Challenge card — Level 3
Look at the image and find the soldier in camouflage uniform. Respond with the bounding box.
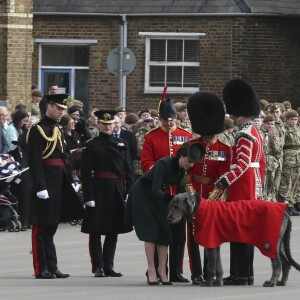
[260,115,281,201]
[176,103,192,133]
[269,103,286,201]
[87,109,99,138]
[131,110,156,179]
[278,110,300,216]
[217,117,235,147]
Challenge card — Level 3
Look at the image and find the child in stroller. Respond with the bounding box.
[0,154,25,232]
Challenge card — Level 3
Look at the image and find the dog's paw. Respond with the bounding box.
[276,280,286,286]
[263,280,276,287]
[213,279,223,286]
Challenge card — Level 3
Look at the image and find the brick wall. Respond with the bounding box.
[32,15,300,113]
[0,0,33,111]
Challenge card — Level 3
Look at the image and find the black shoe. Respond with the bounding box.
[170,273,190,283]
[146,271,160,285]
[104,268,123,277]
[53,270,70,278]
[94,268,105,277]
[287,207,300,216]
[248,276,254,285]
[223,275,236,285]
[235,277,248,285]
[192,275,206,285]
[294,203,300,212]
[35,270,55,279]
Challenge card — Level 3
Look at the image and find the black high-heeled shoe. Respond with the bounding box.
[158,272,173,285]
[146,271,159,285]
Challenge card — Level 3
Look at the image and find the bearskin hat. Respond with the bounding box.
[187,92,225,136]
[159,98,177,121]
[222,79,260,117]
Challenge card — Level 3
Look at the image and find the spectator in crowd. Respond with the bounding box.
[0,107,9,154]
[278,110,300,216]
[218,117,235,147]
[60,115,82,151]
[115,106,127,128]
[113,115,137,171]
[30,90,43,118]
[150,109,160,127]
[282,100,292,114]
[87,109,99,138]
[124,112,139,130]
[6,109,29,151]
[260,115,281,201]
[0,106,9,134]
[260,99,270,115]
[252,115,263,131]
[176,103,192,133]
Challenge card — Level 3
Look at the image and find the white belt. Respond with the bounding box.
[230,162,260,169]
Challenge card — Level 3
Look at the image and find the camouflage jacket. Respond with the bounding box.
[282,124,300,168]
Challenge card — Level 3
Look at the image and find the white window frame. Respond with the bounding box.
[139,32,205,94]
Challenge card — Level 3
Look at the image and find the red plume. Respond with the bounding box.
[161,85,168,102]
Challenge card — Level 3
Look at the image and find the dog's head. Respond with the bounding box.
[167,192,199,224]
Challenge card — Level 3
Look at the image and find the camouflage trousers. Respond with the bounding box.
[263,170,277,201]
[278,166,300,206]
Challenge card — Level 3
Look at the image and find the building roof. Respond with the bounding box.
[33,0,300,16]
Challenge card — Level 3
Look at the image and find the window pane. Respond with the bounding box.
[42,46,89,66]
[184,40,199,62]
[75,69,89,116]
[150,66,165,86]
[183,67,199,87]
[166,66,182,87]
[167,40,183,62]
[150,40,165,61]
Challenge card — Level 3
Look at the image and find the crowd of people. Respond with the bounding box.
[0,79,298,285]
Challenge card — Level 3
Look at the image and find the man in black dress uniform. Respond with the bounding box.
[81,110,134,278]
[28,94,84,279]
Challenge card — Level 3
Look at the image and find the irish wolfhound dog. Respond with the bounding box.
[167,193,300,287]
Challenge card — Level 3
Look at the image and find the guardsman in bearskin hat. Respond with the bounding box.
[80,110,134,278]
[141,87,193,282]
[28,94,84,279]
[212,78,266,286]
[187,92,232,285]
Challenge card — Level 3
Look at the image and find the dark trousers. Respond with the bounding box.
[186,221,203,279]
[229,242,254,279]
[32,224,58,276]
[89,233,118,273]
[169,218,186,277]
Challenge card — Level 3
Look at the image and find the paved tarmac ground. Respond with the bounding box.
[1,217,300,300]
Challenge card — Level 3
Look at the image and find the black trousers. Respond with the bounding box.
[32,224,58,276]
[186,220,203,279]
[229,242,254,279]
[89,233,118,272]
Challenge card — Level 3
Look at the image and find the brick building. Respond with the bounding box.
[2,1,300,113]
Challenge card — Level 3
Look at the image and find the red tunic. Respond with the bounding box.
[190,138,231,198]
[193,198,287,259]
[141,126,192,195]
[219,123,266,201]
[141,126,192,172]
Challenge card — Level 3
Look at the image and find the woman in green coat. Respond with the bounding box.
[126,142,205,285]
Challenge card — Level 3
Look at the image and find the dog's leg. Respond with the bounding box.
[214,246,224,286]
[204,248,216,287]
[277,246,291,286]
[263,254,282,287]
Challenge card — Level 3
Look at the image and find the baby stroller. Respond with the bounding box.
[0,154,24,232]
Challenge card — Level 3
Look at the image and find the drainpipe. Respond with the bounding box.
[119,14,128,108]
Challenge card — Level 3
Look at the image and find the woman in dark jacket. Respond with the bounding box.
[126,142,205,285]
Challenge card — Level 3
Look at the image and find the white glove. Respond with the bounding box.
[85,200,95,207]
[37,190,49,199]
[71,182,81,192]
[124,194,129,203]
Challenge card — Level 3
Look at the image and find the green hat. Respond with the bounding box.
[263,115,274,123]
[260,99,269,109]
[269,103,281,113]
[177,103,187,112]
[115,106,126,112]
[285,110,298,120]
[125,113,139,124]
[282,100,292,110]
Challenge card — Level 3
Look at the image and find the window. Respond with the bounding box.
[140,33,205,94]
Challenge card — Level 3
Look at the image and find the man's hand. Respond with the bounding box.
[37,190,49,199]
[85,200,95,207]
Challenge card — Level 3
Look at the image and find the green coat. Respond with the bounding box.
[126,156,185,245]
